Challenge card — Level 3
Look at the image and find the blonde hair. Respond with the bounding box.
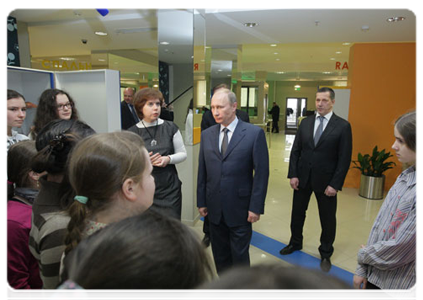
[64,131,147,255]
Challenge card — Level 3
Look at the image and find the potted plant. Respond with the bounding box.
[352,146,396,199]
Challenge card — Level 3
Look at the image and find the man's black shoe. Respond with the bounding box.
[202,235,210,248]
[320,258,332,272]
[279,244,301,255]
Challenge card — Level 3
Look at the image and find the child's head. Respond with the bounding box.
[7,140,39,198]
[63,210,212,289]
[64,131,154,255]
[392,111,416,166]
[31,119,96,175]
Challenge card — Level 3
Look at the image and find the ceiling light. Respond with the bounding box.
[60,57,75,61]
[323,72,331,74]
[270,44,277,47]
[275,58,280,61]
[336,51,342,54]
[95,31,108,36]
[342,42,351,46]
[273,52,279,55]
[160,41,170,45]
[361,25,370,32]
[387,17,405,22]
[330,58,336,60]
[98,59,106,62]
[277,72,285,74]
[244,22,258,28]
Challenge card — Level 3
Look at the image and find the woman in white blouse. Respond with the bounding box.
[353,111,416,289]
[128,88,187,220]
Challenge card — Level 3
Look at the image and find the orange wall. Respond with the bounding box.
[344,43,416,190]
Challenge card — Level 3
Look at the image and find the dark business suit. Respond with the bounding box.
[121,101,139,130]
[200,108,250,238]
[201,109,249,131]
[287,113,352,258]
[197,119,269,274]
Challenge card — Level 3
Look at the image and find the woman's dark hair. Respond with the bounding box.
[64,131,147,256]
[31,119,95,209]
[63,210,213,289]
[199,264,350,289]
[31,89,79,138]
[7,89,25,101]
[133,88,164,119]
[395,111,416,152]
[7,140,37,199]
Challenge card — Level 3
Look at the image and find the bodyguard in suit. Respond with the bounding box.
[120,87,139,130]
[280,87,352,273]
[197,89,269,274]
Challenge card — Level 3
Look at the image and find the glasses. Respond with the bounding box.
[57,102,73,110]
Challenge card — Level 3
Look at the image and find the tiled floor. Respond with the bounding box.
[191,132,384,282]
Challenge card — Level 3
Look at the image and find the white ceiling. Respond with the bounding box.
[9,8,416,82]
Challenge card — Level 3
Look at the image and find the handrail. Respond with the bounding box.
[168,86,193,106]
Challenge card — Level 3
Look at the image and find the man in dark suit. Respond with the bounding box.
[120,87,139,130]
[268,102,280,133]
[280,87,352,273]
[197,89,269,274]
[200,85,250,248]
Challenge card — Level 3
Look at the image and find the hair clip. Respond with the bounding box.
[49,132,68,152]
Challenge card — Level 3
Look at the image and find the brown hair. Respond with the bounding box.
[64,131,147,255]
[395,110,416,152]
[133,88,164,119]
[7,140,37,199]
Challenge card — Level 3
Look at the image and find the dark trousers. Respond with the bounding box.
[288,182,337,259]
[364,282,395,300]
[209,215,252,275]
[272,120,279,133]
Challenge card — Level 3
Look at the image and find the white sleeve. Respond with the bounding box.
[169,130,187,164]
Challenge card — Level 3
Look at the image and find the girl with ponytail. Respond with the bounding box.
[63,131,154,258]
[29,119,95,289]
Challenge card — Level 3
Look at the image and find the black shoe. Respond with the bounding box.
[320,258,332,272]
[202,235,210,248]
[279,244,301,255]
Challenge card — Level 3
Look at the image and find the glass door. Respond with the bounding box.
[285,97,307,133]
[240,86,258,117]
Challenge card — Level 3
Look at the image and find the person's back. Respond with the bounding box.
[7,141,43,289]
[29,119,95,289]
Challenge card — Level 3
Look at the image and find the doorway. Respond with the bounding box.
[240,86,258,117]
[285,97,307,134]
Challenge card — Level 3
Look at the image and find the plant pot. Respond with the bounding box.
[359,174,385,200]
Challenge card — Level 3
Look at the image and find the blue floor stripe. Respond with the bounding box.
[250,231,354,286]
[200,218,354,286]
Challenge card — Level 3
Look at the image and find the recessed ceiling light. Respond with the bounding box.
[277,71,285,74]
[275,58,280,61]
[98,59,106,62]
[244,22,258,28]
[330,58,336,60]
[95,31,108,36]
[160,41,170,45]
[270,44,277,47]
[361,25,370,32]
[342,42,351,46]
[387,17,405,22]
[323,72,331,74]
[273,52,279,55]
[336,51,342,54]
